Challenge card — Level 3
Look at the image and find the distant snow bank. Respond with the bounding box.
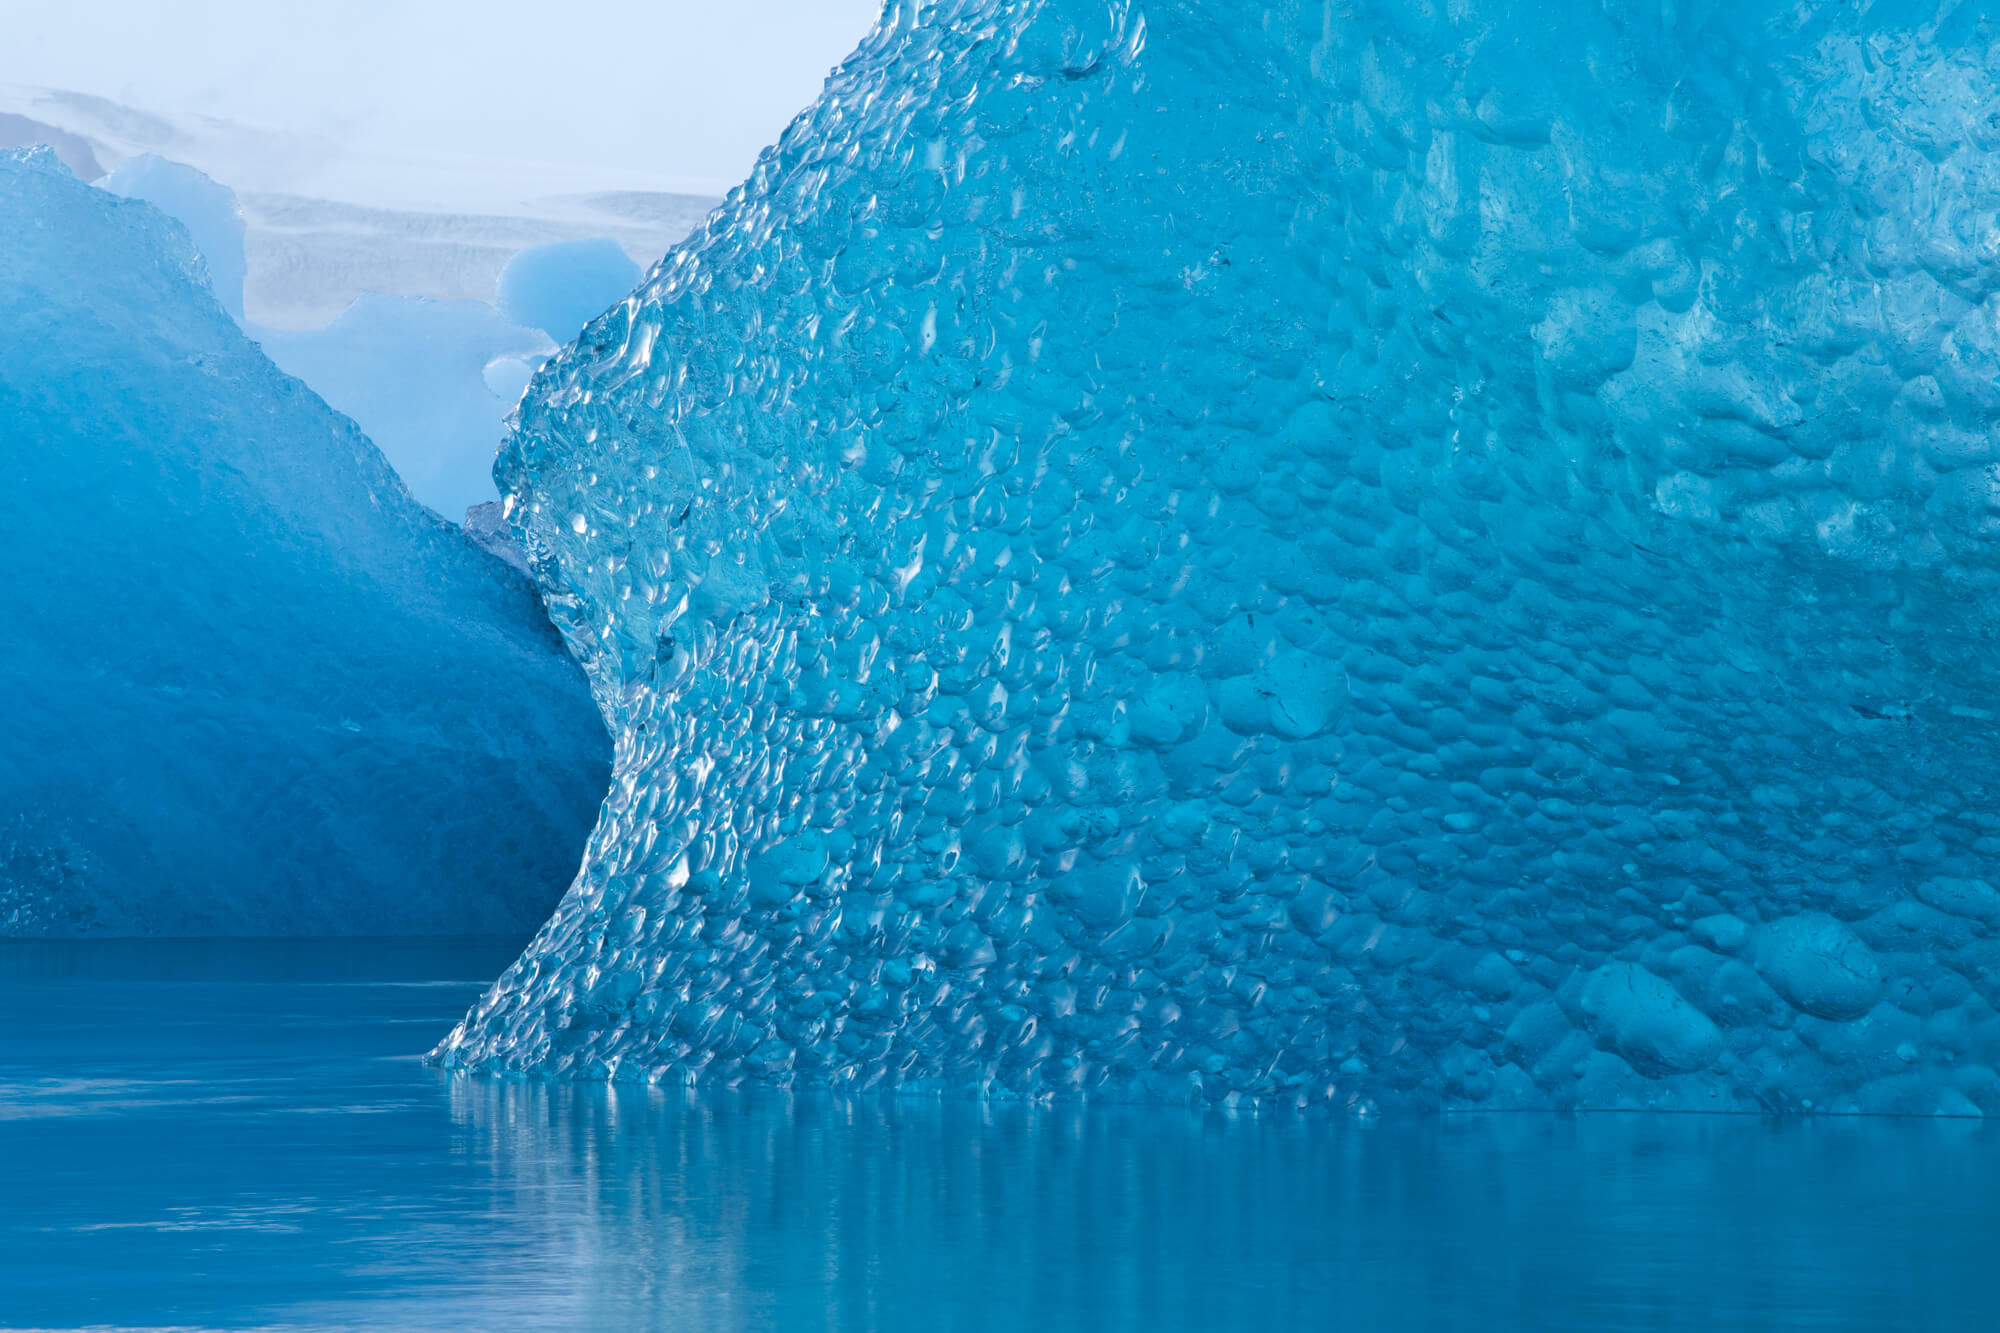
[87,148,689,518]
[0,85,718,325]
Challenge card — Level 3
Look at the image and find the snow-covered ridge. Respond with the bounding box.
[237,189,705,330]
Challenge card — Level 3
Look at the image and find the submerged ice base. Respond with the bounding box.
[440,1,2000,1112]
[0,149,608,936]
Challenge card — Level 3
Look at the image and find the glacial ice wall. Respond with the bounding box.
[0,149,608,936]
[438,0,2000,1112]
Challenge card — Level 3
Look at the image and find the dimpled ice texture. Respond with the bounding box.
[0,149,608,936]
[437,1,2000,1113]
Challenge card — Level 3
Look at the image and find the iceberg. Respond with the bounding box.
[0,147,608,937]
[228,191,707,333]
[0,87,718,329]
[101,155,248,322]
[496,239,643,345]
[254,293,556,519]
[99,155,557,516]
[436,1,2000,1113]
[0,111,103,180]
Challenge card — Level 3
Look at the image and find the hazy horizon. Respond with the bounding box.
[2,0,881,210]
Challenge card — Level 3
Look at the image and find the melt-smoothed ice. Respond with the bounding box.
[0,148,608,936]
[435,1,2000,1113]
[496,239,643,345]
[255,294,556,519]
[100,155,247,321]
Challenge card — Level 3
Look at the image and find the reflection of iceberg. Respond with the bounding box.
[0,148,607,936]
[436,1082,1982,1324]
[437,1,2000,1113]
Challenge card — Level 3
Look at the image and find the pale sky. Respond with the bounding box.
[1,1,883,208]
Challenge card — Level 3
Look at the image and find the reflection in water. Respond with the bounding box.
[442,1083,2000,1332]
[0,938,1995,1330]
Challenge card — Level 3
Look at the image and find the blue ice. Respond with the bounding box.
[497,239,643,345]
[255,295,555,520]
[100,155,248,322]
[422,0,2000,1113]
[0,147,608,937]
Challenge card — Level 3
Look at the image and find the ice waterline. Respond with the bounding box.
[436,0,2000,1113]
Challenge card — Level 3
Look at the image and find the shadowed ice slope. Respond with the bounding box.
[0,148,608,936]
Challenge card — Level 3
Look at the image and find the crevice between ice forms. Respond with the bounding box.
[436,0,2000,1113]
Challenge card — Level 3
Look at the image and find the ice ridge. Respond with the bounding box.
[0,148,609,936]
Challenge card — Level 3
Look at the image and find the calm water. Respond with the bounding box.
[1,939,1996,1331]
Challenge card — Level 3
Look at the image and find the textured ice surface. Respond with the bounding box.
[465,501,533,575]
[496,238,644,345]
[438,1,2000,1113]
[0,148,607,936]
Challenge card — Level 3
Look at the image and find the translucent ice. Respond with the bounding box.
[92,156,643,516]
[496,239,643,345]
[256,294,555,518]
[0,112,103,181]
[0,148,608,936]
[437,1,2000,1113]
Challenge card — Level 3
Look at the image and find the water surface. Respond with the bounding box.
[1,938,1995,1330]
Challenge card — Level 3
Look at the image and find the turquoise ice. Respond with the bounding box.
[0,148,607,936]
[437,1,2000,1113]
